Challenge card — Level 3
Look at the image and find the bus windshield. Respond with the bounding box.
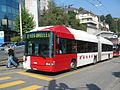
[24,31,54,58]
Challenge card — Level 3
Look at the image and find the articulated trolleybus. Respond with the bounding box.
[23,25,113,72]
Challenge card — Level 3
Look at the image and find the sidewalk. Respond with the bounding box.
[0,62,23,71]
[0,56,23,71]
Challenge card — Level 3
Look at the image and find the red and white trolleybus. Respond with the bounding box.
[23,25,113,72]
[113,44,120,57]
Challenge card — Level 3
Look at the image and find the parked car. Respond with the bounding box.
[0,43,4,51]
[11,42,25,57]
[0,42,25,53]
[0,42,11,51]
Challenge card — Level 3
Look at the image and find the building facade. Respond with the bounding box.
[76,9,98,34]
[40,0,49,14]
[0,0,19,42]
[76,9,109,35]
[25,0,49,28]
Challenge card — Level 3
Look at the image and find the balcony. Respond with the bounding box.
[80,19,97,25]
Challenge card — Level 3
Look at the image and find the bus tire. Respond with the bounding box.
[93,56,97,64]
[70,60,77,71]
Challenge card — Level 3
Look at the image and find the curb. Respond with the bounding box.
[0,63,23,71]
[0,67,23,71]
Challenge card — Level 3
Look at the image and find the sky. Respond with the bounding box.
[54,0,120,18]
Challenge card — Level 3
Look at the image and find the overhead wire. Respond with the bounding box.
[85,0,104,15]
[96,0,110,14]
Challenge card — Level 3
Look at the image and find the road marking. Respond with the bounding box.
[17,71,54,81]
[0,76,11,80]
[55,64,101,79]
[55,70,79,79]
[0,71,22,76]
[19,85,43,90]
[0,80,24,89]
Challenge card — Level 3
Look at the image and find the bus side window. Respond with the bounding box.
[28,42,35,55]
[56,44,62,54]
[72,41,77,53]
[56,36,62,54]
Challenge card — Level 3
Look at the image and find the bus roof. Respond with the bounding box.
[30,26,53,32]
[100,37,113,45]
[29,25,112,45]
[66,27,98,43]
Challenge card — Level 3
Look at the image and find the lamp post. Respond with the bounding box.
[37,0,40,27]
[19,0,23,40]
[95,4,102,61]
[95,4,102,31]
[114,19,118,36]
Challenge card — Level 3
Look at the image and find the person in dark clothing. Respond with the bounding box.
[7,48,18,68]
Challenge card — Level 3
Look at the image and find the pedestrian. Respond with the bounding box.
[7,47,18,68]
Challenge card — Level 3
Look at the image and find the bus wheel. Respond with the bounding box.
[93,56,97,64]
[70,60,77,71]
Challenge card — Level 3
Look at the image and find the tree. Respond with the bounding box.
[15,8,35,34]
[105,14,113,31]
[78,7,84,12]
[67,11,82,30]
[40,0,86,31]
[118,19,120,34]
[113,18,120,36]
[105,14,112,24]
[40,0,67,26]
[100,15,105,22]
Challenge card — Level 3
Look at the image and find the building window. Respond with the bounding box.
[12,7,16,14]
[2,19,7,25]
[8,20,13,27]
[1,5,7,12]
[7,6,12,13]
[15,0,19,3]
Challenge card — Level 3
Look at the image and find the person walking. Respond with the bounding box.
[7,47,18,68]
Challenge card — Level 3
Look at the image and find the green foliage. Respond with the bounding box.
[40,0,86,31]
[112,18,120,36]
[11,36,21,42]
[105,14,113,24]
[100,14,120,36]
[105,14,113,31]
[14,8,35,34]
[78,7,84,12]
[100,15,105,22]
[40,1,67,26]
[79,24,87,31]
[117,19,120,32]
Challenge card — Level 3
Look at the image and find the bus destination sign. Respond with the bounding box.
[26,32,50,39]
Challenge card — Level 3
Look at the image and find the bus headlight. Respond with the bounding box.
[46,63,50,66]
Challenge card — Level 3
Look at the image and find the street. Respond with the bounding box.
[0,57,120,90]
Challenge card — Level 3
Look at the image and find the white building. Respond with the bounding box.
[76,9,98,34]
[40,0,49,14]
[25,0,49,28]
[76,9,109,35]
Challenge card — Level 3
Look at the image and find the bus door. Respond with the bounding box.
[54,36,77,71]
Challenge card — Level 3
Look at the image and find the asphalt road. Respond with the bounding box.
[0,57,120,90]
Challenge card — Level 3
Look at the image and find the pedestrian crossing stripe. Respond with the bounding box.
[19,85,43,90]
[0,76,11,80]
[17,71,54,81]
[0,80,24,89]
